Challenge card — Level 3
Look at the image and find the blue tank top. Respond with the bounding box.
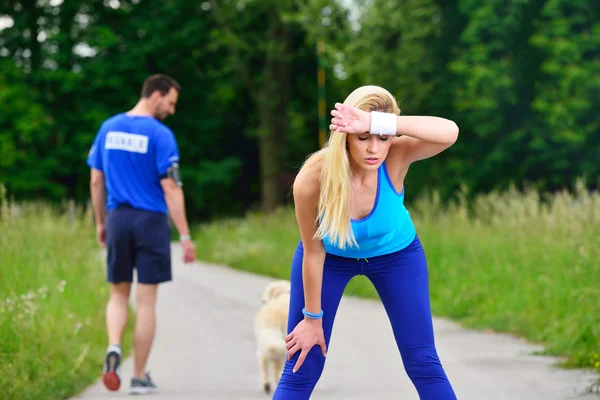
[322,161,416,258]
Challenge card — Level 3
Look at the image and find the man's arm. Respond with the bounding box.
[154,128,195,262]
[90,168,107,246]
[161,177,195,263]
[90,169,106,225]
[160,178,191,238]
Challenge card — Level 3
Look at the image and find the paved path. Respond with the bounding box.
[72,244,598,399]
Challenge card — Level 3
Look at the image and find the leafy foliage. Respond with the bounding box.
[0,0,598,218]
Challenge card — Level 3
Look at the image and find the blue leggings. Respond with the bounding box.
[272,235,456,399]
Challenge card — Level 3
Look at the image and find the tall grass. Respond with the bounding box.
[194,182,600,374]
[0,187,130,400]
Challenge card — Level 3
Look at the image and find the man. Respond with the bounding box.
[87,74,196,395]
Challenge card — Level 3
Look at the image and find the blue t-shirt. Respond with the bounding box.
[86,113,180,214]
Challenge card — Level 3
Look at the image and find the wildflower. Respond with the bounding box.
[38,286,48,299]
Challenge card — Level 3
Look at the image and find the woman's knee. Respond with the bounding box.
[401,345,448,383]
[276,348,326,392]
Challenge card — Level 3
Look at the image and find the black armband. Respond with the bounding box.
[162,163,183,187]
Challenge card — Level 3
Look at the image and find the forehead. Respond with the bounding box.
[349,133,387,139]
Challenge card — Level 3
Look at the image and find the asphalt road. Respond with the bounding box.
[72,243,598,400]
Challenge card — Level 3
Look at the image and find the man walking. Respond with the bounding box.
[87,74,196,394]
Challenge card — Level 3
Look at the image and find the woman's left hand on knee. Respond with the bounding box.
[285,318,327,373]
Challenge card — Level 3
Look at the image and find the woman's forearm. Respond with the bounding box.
[395,115,459,144]
[302,252,326,315]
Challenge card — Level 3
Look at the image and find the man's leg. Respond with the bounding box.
[133,283,158,379]
[128,209,171,394]
[103,208,134,391]
[107,282,131,346]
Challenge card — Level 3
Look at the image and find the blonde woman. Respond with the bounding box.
[272,85,459,399]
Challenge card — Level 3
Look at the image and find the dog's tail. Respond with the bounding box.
[264,341,287,361]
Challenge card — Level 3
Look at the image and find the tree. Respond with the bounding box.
[207,0,352,212]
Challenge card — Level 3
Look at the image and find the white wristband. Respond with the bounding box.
[180,234,191,241]
[369,111,397,135]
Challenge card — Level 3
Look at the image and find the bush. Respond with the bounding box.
[0,187,131,400]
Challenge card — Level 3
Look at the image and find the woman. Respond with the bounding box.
[272,85,459,399]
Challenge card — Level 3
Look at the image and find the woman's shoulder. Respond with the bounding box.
[293,150,325,196]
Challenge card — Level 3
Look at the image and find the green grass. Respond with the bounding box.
[0,193,132,400]
[194,182,600,375]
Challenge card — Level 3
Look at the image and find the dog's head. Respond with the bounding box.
[261,280,291,303]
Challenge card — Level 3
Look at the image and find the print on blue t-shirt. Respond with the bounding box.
[87,113,180,214]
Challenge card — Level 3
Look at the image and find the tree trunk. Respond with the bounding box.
[209,1,294,213]
[256,12,292,213]
[256,112,281,213]
[22,0,42,73]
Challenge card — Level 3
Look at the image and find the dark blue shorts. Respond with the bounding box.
[106,206,172,284]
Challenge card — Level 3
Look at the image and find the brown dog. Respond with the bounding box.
[254,280,291,394]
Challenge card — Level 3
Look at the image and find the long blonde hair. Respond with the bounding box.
[300,85,401,250]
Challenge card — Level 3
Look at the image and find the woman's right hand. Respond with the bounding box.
[285,317,327,373]
[329,102,371,134]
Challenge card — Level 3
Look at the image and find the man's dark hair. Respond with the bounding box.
[141,74,181,98]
